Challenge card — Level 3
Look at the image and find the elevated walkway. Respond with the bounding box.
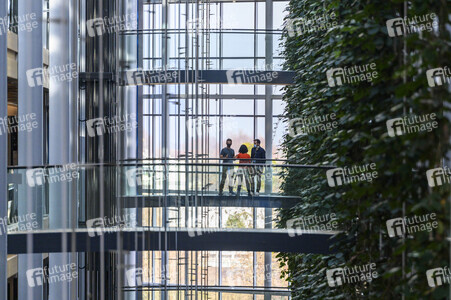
[121,194,300,208]
[8,228,336,254]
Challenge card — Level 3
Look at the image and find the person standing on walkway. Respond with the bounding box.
[219,138,235,196]
[235,144,252,197]
[250,139,266,196]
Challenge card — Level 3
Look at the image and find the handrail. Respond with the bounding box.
[7,161,336,170]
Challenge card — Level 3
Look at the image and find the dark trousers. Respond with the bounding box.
[236,168,251,194]
[219,166,232,192]
[250,166,263,193]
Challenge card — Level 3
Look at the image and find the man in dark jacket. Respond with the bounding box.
[250,139,266,196]
[219,138,235,195]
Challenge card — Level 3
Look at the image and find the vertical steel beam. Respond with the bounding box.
[68,1,78,299]
[84,0,117,298]
[18,0,44,299]
[48,0,78,298]
[136,4,144,300]
[161,0,169,298]
[264,0,273,298]
[120,1,143,299]
[218,5,223,299]
[0,0,8,298]
[78,0,87,296]
[253,5,259,298]
[184,1,191,298]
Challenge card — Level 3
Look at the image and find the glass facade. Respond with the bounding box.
[139,1,287,160]
[0,0,323,299]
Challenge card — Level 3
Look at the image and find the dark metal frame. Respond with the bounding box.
[8,229,335,254]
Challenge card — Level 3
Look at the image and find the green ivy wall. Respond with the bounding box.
[277,0,451,298]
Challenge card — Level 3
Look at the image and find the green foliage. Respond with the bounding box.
[225,211,253,228]
[277,0,451,298]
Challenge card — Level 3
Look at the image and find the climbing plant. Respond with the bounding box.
[277,0,450,298]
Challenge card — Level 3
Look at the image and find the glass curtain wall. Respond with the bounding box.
[119,0,291,298]
[140,1,288,160]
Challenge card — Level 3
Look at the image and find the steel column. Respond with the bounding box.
[84,0,118,298]
[264,0,273,298]
[18,0,44,298]
[0,0,8,298]
[161,0,170,298]
[119,1,143,299]
[48,0,79,299]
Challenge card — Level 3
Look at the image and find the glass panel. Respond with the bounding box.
[273,117,286,159]
[273,2,289,30]
[222,84,255,95]
[256,251,266,286]
[223,294,253,300]
[222,208,253,228]
[221,251,254,286]
[256,100,265,116]
[222,116,254,149]
[222,3,255,29]
[223,99,254,116]
[256,117,265,143]
[257,2,265,30]
[272,253,288,287]
[223,59,255,69]
[223,34,255,57]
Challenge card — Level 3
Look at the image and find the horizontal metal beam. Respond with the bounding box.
[124,285,290,295]
[121,195,299,208]
[144,0,287,4]
[142,94,284,99]
[143,114,284,117]
[118,70,294,85]
[8,229,335,254]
